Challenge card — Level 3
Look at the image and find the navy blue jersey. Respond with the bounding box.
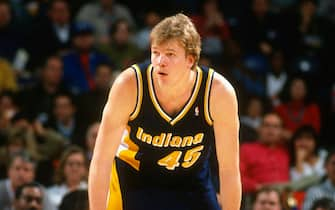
[107,62,220,210]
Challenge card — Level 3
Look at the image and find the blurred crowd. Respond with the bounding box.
[0,0,334,209]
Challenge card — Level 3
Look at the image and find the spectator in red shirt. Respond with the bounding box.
[240,112,290,194]
[274,76,321,139]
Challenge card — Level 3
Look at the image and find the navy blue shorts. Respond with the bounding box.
[106,159,221,210]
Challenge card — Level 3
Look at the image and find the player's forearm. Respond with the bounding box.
[89,157,113,210]
[219,170,242,210]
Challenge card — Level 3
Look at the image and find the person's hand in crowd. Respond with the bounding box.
[259,41,273,55]
[33,120,46,137]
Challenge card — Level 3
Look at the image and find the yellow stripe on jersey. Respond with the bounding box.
[148,65,203,126]
[106,161,123,210]
[117,126,140,171]
[170,67,202,126]
[204,68,214,126]
[147,64,172,123]
[129,64,143,121]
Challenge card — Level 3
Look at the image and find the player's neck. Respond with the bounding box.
[156,69,196,99]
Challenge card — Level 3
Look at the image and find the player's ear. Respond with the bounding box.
[186,54,195,69]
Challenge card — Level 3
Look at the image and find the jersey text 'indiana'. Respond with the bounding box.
[136,127,204,148]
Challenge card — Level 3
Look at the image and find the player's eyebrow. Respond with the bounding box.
[164,48,178,53]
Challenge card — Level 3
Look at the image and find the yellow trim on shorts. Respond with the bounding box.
[129,64,143,121]
[106,161,123,210]
[204,68,214,126]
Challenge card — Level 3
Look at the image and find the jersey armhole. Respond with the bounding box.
[204,68,214,126]
[129,64,143,121]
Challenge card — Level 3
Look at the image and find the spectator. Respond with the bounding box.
[99,19,141,71]
[19,55,67,124]
[9,111,65,163]
[47,146,88,210]
[240,96,264,143]
[133,10,161,53]
[302,149,335,210]
[0,0,23,63]
[311,197,335,210]
[237,0,280,56]
[6,112,41,161]
[62,21,110,95]
[252,186,282,210]
[76,0,136,44]
[59,189,89,210]
[240,112,290,194]
[0,152,52,210]
[0,91,20,140]
[266,50,288,107]
[289,126,327,183]
[275,76,321,139]
[25,0,73,69]
[77,63,114,126]
[5,110,65,186]
[0,128,33,178]
[46,93,86,148]
[191,0,231,64]
[222,40,266,99]
[13,182,43,210]
[279,0,330,78]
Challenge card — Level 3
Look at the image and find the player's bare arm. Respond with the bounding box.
[89,68,137,210]
[210,73,242,210]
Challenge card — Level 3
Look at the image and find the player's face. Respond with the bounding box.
[151,39,194,86]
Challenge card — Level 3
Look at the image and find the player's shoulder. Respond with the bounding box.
[211,70,236,98]
[112,67,137,92]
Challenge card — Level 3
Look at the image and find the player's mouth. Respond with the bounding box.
[158,72,168,76]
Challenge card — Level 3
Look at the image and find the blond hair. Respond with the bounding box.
[150,13,201,69]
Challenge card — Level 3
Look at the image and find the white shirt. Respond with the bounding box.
[47,181,87,210]
[290,149,327,181]
[266,72,287,98]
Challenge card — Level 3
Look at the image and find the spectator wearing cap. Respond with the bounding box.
[61,21,111,95]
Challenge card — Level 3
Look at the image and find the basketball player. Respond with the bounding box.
[89,13,241,210]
